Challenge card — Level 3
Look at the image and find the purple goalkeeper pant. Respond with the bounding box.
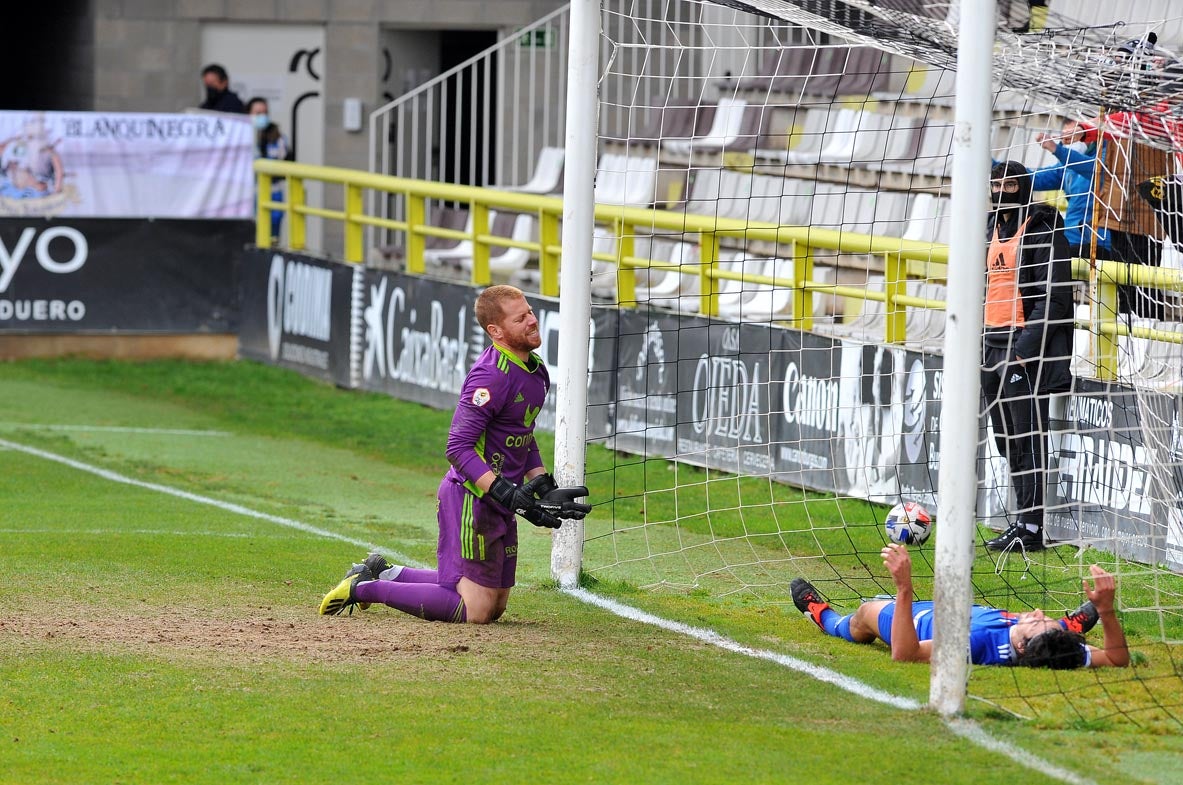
[436,476,518,589]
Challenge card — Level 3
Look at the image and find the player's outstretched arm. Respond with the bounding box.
[1084,565,1130,668]
[882,544,931,663]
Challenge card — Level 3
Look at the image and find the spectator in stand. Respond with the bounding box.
[1089,34,1180,318]
[199,64,246,114]
[246,97,293,242]
[1027,119,1111,261]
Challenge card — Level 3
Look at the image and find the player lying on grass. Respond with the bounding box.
[792,543,1130,669]
[319,285,590,623]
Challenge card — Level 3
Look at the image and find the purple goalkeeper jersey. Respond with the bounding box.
[444,342,550,491]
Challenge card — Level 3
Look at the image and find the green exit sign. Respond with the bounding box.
[519,27,556,49]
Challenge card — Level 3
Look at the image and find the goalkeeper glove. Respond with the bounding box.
[487,476,562,529]
[522,473,593,520]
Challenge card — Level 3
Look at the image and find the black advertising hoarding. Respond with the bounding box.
[1045,379,1170,567]
[612,308,692,459]
[673,320,776,476]
[238,248,354,384]
[0,218,246,333]
[354,268,617,440]
[355,269,481,410]
[893,350,942,511]
[768,328,844,493]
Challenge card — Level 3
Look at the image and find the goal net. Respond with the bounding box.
[577,0,1183,730]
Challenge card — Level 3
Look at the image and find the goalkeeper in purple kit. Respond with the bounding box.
[319,285,591,623]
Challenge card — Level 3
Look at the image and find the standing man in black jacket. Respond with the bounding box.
[981,160,1074,552]
[199,64,246,114]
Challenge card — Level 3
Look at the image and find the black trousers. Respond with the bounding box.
[981,342,1050,528]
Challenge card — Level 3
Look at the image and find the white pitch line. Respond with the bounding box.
[5,435,1097,785]
[564,586,921,710]
[561,587,1098,785]
[0,422,231,436]
[0,528,315,539]
[0,436,424,569]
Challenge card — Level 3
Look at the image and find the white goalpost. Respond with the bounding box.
[929,0,995,717]
[551,0,1183,731]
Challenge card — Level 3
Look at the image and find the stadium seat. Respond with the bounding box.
[632,98,717,149]
[595,153,659,207]
[662,97,748,155]
[716,253,798,322]
[872,62,957,104]
[903,281,948,348]
[442,211,536,276]
[590,226,620,300]
[902,193,951,245]
[824,273,887,340]
[423,211,476,263]
[753,106,830,163]
[633,238,701,310]
[872,122,954,178]
[781,108,863,165]
[1136,320,1183,388]
[501,146,565,194]
[735,45,824,95]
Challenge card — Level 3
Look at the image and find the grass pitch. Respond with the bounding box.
[0,358,1180,785]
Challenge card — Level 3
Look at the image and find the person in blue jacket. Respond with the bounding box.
[1027,119,1111,260]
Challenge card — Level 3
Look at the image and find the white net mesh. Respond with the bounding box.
[581,0,1183,729]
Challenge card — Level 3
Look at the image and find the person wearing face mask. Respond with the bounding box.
[246,97,293,242]
[198,64,246,114]
[980,161,1074,553]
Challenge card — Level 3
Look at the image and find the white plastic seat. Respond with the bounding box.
[872,62,956,103]
[449,212,536,275]
[1136,320,1183,387]
[423,212,475,263]
[825,274,886,341]
[719,254,798,322]
[873,123,953,177]
[635,239,701,310]
[755,107,830,163]
[864,191,912,238]
[902,193,951,245]
[595,153,658,207]
[663,97,748,155]
[904,281,948,347]
[501,146,564,194]
[782,109,863,165]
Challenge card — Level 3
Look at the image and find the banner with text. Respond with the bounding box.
[0,218,245,333]
[238,249,355,384]
[0,111,255,219]
[354,268,617,439]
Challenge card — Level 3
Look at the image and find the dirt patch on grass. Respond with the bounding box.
[0,604,557,665]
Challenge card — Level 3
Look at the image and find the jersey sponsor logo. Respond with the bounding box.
[472,387,491,407]
[504,545,518,557]
[522,403,541,428]
[504,432,536,449]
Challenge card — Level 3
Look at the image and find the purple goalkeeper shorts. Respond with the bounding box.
[436,476,518,589]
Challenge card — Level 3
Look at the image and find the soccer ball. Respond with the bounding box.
[885,502,932,545]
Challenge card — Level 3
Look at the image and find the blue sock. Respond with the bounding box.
[820,609,857,642]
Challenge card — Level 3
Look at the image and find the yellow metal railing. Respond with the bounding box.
[255,159,1183,381]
